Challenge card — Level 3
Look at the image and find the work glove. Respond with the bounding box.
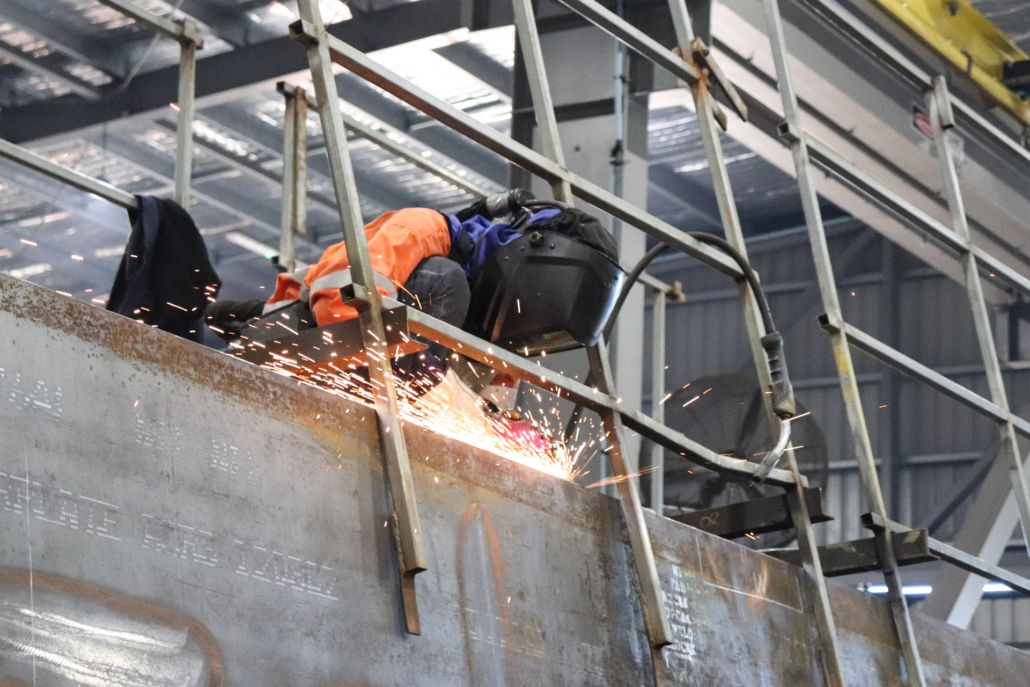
[453,188,535,222]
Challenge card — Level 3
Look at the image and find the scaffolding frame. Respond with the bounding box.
[285,0,1030,682]
[757,0,1030,683]
[288,0,837,680]
[97,0,202,209]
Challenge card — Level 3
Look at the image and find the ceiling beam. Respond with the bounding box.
[197,105,417,213]
[173,0,279,47]
[432,41,513,98]
[0,0,503,144]
[0,43,101,100]
[647,163,724,231]
[0,0,124,75]
[334,71,509,184]
[152,115,415,232]
[100,133,283,234]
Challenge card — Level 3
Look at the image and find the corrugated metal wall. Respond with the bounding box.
[972,597,1030,650]
[642,222,1030,647]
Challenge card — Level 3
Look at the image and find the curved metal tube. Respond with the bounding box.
[753,420,791,483]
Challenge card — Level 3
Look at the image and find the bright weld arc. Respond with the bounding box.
[257,356,596,480]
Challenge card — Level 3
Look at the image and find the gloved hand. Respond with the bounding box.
[453,189,535,222]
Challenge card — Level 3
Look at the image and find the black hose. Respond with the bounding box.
[602,242,673,340]
[687,233,776,335]
[563,230,795,442]
[684,233,793,417]
[603,234,777,341]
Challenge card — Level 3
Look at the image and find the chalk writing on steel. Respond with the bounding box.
[0,471,120,540]
[0,368,64,418]
[662,563,700,677]
[1,470,337,602]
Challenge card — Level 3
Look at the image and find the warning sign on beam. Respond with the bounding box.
[912,104,966,165]
[912,105,934,139]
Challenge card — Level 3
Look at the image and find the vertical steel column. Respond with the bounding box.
[926,76,1030,556]
[278,83,309,274]
[759,0,923,684]
[510,0,673,661]
[174,19,198,209]
[509,0,572,203]
[293,0,427,635]
[650,287,666,512]
[667,1,849,684]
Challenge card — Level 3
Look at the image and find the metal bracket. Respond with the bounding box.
[667,279,687,303]
[768,529,934,576]
[672,45,729,130]
[672,488,831,539]
[391,512,421,635]
[861,512,1030,596]
[689,38,748,124]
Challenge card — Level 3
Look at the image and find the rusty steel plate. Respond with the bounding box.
[0,274,1026,687]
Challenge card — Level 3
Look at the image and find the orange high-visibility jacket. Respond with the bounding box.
[264,208,451,326]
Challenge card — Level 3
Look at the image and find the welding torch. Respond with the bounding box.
[585,234,798,481]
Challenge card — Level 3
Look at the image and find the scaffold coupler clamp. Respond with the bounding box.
[687,37,748,127]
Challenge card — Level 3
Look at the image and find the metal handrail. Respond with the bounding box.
[0,138,138,210]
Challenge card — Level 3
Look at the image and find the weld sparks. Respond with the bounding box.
[259,355,591,480]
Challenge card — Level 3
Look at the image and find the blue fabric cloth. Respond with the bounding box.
[446,208,562,278]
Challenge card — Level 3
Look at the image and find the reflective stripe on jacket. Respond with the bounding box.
[264,208,451,326]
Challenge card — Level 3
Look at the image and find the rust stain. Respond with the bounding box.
[0,275,373,437]
[455,502,512,686]
[0,568,224,687]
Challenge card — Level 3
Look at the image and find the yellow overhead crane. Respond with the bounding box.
[868,0,1030,126]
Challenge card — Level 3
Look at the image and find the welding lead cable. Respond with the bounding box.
[753,417,792,483]
[567,232,795,464]
[603,234,776,341]
[602,241,672,341]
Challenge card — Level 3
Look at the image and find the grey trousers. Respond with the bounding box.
[393,256,471,391]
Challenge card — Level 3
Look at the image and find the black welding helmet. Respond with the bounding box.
[463,207,625,355]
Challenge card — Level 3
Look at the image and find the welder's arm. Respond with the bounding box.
[363,210,453,289]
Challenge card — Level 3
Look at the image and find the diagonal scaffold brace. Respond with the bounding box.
[293,0,428,635]
[509,0,674,679]
[759,0,925,683]
[665,1,848,684]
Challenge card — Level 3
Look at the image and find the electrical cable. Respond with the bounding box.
[602,242,671,341]
[603,234,777,341]
[564,231,798,474]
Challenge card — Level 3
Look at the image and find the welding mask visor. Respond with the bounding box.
[463,216,625,355]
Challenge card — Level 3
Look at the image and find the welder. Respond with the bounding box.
[207,189,625,420]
